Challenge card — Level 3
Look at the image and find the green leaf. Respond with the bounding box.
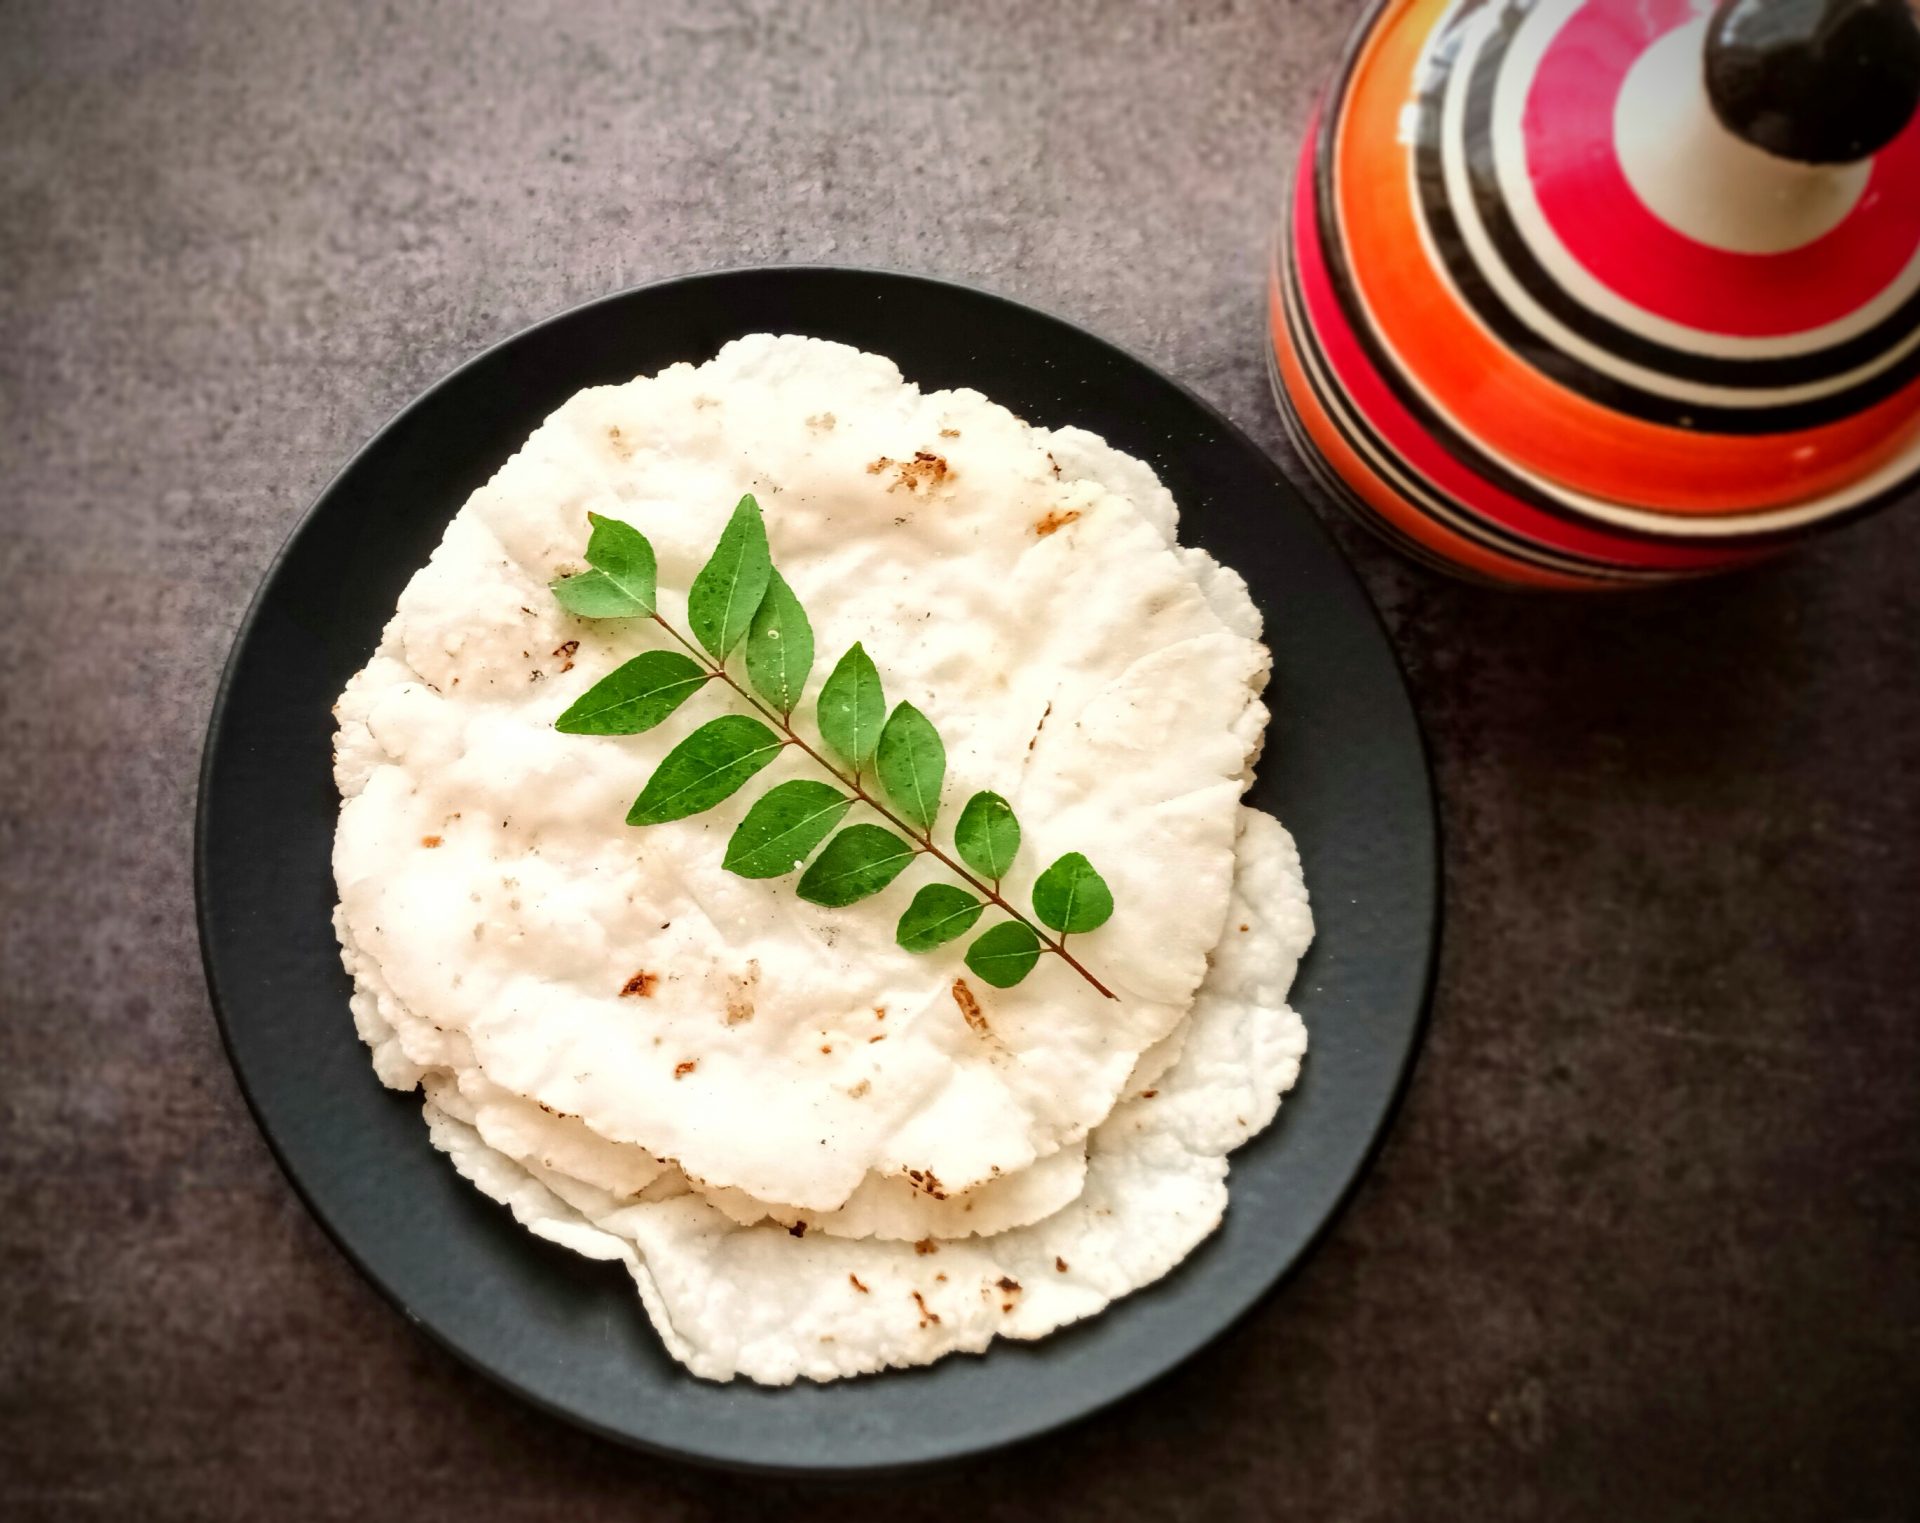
[723,779,851,879]
[875,701,946,833]
[554,650,708,735]
[795,823,916,907]
[895,884,985,953]
[687,494,773,659]
[954,791,1021,882]
[964,920,1043,988]
[816,643,885,773]
[550,512,657,617]
[626,714,785,825]
[1031,852,1114,934]
[744,568,813,716]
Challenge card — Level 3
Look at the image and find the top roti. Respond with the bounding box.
[333,335,1269,1211]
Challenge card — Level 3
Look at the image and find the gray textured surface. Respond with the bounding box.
[2,1,1916,1518]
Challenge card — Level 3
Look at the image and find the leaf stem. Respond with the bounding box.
[648,612,1117,1001]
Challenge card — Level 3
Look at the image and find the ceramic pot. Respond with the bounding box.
[1270,0,1920,586]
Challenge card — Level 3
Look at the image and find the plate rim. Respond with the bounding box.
[194,262,1440,1476]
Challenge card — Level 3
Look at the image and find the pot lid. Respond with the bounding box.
[1319,0,1920,521]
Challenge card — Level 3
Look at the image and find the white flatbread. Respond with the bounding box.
[329,388,1268,1241]
[422,807,1311,1383]
[345,903,1087,1238]
[335,335,1269,1211]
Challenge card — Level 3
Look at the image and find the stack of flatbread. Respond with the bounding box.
[331,336,1312,1384]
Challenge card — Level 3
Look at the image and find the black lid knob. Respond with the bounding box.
[1706,0,1920,164]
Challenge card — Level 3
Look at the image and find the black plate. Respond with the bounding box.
[195,266,1437,1475]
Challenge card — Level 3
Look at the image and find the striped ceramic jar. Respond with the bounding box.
[1270,0,1920,586]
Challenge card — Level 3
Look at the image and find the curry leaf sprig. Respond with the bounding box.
[550,499,1116,996]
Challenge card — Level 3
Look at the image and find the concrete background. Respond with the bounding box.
[2,1,1915,1518]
